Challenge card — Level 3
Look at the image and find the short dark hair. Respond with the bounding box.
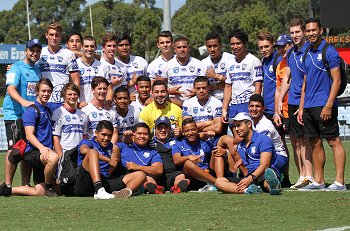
[61,82,80,98]
[91,76,109,90]
[152,80,168,91]
[305,18,322,29]
[133,122,150,134]
[174,36,189,45]
[193,76,210,86]
[205,32,221,44]
[66,32,82,44]
[113,86,130,99]
[96,120,114,133]
[158,31,173,42]
[136,75,151,84]
[36,78,53,93]
[249,93,264,106]
[182,117,196,128]
[229,29,248,45]
[289,18,305,31]
[117,33,132,45]
[82,36,96,46]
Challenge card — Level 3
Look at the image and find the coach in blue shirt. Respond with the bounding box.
[297,18,346,191]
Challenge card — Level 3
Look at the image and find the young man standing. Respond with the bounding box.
[1,79,59,197]
[222,29,263,124]
[201,33,233,101]
[298,18,346,191]
[38,22,80,109]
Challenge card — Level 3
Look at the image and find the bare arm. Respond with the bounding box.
[254,81,262,94]
[70,71,80,90]
[222,84,232,123]
[53,136,63,157]
[126,162,163,176]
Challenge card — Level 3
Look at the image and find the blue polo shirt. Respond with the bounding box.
[237,131,283,176]
[287,43,309,105]
[3,60,41,120]
[117,142,162,167]
[77,138,113,177]
[172,138,213,170]
[22,101,53,152]
[302,40,340,108]
[262,51,282,114]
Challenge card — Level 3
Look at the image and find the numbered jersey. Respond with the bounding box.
[182,96,223,122]
[81,103,118,139]
[38,47,79,103]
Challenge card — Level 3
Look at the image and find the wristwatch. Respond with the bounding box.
[250,174,257,182]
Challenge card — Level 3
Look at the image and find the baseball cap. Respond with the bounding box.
[229,112,253,124]
[155,116,171,127]
[26,39,42,49]
[274,34,292,47]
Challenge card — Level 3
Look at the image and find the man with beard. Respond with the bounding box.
[139,80,182,133]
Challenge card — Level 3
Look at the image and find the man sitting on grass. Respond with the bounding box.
[74,120,146,199]
[114,122,165,194]
[215,112,286,195]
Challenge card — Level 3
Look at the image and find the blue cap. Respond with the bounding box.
[275,34,293,46]
[155,116,171,127]
[26,39,42,49]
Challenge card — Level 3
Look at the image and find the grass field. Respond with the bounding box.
[1,142,350,230]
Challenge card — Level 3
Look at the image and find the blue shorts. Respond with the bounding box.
[272,155,288,177]
[228,102,249,119]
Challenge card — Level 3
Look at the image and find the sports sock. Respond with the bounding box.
[306,176,314,182]
[45,183,53,190]
[334,181,344,186]
[94,181,103,193]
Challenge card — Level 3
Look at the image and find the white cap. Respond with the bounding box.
[229,112,253,124]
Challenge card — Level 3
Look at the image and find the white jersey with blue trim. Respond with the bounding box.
[100,57,127,91]
[112,105,139,141]
[225,53,263,105]
[81,103,118,140]
[147,55,173,80]
[182,96,223,122]
[118,55,148,93]
[201,52,235,100]
[38,47,79,103]
[52,106,87,153]
[130,98,145,119]
[254,115,287,157]
[77,58,105,103]
[161,56,203,102]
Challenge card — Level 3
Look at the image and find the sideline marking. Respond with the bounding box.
[317,226,350,231]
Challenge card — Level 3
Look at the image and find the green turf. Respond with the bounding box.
[0,142,350,230]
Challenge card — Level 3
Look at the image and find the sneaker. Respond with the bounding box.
[94,187,115,199]
[245,184,263,195]
[298,182,325,191]
[45,188,59,197]
[323,183,347,191]
[170,179,190,194]
[291,178,312,190]
[198,184,218,192]
[264,168,281,195]
[112,188,133,198]
[144,182,165,194]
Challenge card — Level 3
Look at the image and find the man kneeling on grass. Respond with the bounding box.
[114,122,165,194]
[74,120,146,199]
[215,112,287,195]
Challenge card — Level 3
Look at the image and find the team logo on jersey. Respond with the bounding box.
[41,55,48,61]
[80,68,85,75]
[269,65,273,73]
[50,56,55,60]
[129,117,135,124]
[230,65,235,71]
[220,63,226,70]
[64,115,71,122]
[317,53,322,62]
[57,56,63,62]
[189,66,195,73]
[132,62,138,68]
[193,107,198,114]
[251,147,256,155]
[199,149,204,157]
[92,112,97,118]
[105,112,111,119]
[143,152,150,158]
[207,106,212,113]
[169,140,176,146]
[242,64,247,70]
[299,56,303,63]
[173,67,179,73]
[169,115,175,121]
[93,67,99,74]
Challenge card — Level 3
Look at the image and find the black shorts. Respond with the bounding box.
[74,167,126,197]
[158,171,183,189]
[23,149,45,185]
[264,113,287,136]
[288,104,304,137]
[5,120,15,150]
[303,106,339,139]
